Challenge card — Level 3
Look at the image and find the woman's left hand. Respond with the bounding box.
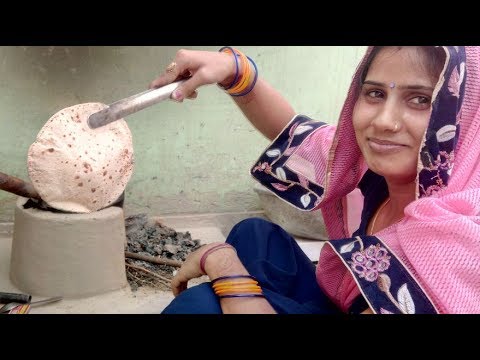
[170,242,224,297]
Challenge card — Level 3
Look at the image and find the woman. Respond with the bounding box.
[150,46,479,314]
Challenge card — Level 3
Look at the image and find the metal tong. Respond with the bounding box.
[87,80,185,129]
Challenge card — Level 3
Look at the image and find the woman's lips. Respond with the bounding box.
[368,138,406,154]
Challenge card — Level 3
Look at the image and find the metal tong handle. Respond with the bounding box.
[88,80,185,129]
[29,296,63,307]
[0,296,63,314]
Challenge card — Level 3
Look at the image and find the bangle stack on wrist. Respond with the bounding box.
[218,46,258,96]
[199,243,264,299]
[211,275,264,299]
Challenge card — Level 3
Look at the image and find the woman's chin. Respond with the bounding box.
[369,165,417,183]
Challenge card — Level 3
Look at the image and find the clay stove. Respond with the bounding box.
[9,197,128,298]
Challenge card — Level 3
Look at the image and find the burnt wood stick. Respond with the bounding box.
[125,251,183,268]
[0,171,41,199]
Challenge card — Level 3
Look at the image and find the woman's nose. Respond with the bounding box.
[370,100,401,132]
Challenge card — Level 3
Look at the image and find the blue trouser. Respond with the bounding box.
[161,218,340,314]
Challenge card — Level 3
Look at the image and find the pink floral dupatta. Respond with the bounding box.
[251,46,480,314]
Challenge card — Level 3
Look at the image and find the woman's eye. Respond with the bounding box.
[410,96,430,104]
[367,90,383,98]
[408,96,431,109]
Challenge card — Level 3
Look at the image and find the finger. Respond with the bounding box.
[185,90,198,100]
[171,270,187,296]
[174,283,187,297]
[171,276,181,296]
[171,279,187,297]
[171,74,206,102]
[180,69,193,78]
[149,60,184,89]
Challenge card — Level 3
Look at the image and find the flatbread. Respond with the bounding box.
[28,103,134,213]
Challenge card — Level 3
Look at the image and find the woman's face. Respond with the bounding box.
[352,47,441,184]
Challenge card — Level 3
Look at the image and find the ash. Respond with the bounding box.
[124,214,201,291]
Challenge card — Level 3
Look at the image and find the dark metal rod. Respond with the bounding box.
[0,292,32,304]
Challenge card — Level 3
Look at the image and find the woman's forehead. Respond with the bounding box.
[366,47,438,87]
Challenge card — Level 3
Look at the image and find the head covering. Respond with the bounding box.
[28,102,134,213]
[251,46,479,313]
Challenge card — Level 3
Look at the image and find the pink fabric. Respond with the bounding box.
[285,125,337,187]
[314,47,480,313]
[345,189,363,236]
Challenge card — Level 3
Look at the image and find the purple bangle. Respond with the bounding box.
[231,56,259,97]
[218,294,265,299]
[199,243,237,274]
[218,46,239,91]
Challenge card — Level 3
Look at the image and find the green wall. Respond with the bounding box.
[0,46,366,221]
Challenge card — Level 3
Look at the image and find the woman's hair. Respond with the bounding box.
[360,46,446,85]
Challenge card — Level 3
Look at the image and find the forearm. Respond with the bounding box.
[231,77,296,141]
[204,247,277,314]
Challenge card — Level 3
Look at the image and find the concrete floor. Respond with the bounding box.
[0,212,325,314]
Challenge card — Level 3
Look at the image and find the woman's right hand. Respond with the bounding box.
[149,49,236,102]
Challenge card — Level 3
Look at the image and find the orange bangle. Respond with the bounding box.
[212,280,258,288]
[214,284,261,291]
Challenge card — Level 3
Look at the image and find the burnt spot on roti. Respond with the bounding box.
[83,162,93,172]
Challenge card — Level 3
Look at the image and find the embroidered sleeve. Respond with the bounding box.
[325,236,439,314]
[250,114,334,211]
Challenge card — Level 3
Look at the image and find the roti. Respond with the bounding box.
[27,103,134,213]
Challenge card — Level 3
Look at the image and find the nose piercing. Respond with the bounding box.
[389,82,396,89]
[394,122,399,131]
